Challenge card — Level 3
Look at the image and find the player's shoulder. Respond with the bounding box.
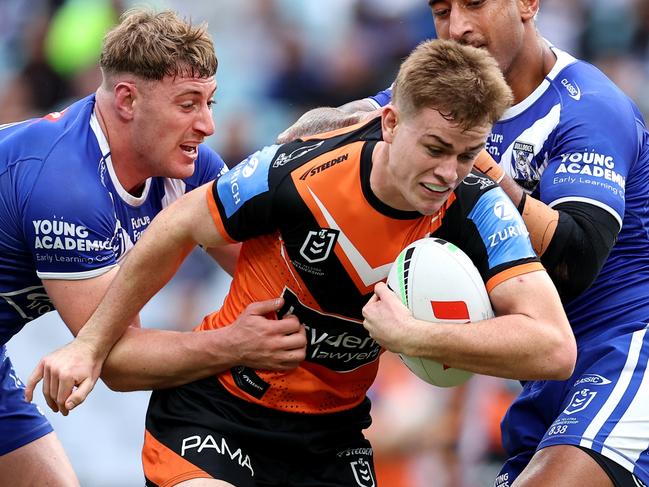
[549,47,636,120]
[454,170,499,203]
[0,95,101,190]
[0,95,96,159]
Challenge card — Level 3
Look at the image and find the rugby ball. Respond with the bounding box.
[386,238,494,387]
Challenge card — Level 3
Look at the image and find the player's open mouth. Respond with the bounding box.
[421,182,449,194]
[180,144,198,156]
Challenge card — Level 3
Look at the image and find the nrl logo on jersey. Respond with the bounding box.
[300,228,338,264]
[273,141,324,168]
[512,140,542,191]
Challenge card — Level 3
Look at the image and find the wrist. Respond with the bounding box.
[73,333,106,361]
[208,326,240,369]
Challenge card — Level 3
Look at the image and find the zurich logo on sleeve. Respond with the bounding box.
[217,145,279,218]
[469,188,535,268]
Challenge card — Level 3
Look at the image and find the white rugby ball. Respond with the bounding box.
[386,238,494,387]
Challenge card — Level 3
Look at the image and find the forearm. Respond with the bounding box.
[290,107,365,134]
[403,314,573,380]
[80,208,197,357]
[498,173,525,207]
[101,326,237,391]
[278,100,378,143]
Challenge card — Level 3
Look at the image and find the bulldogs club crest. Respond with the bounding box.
[512,140,541,191]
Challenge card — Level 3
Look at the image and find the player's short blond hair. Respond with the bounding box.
[393,39,512,131]
[100,8,217,80]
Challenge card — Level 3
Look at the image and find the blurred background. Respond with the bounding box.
[3,0,649,486]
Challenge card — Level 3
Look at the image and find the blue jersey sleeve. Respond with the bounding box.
[539,74,637,229]
[21,155,120,280]
[368,85,393,108]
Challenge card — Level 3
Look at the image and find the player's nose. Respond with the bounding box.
[447,8,474,42]
[194,104,215,136]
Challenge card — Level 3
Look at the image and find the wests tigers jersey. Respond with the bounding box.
[203,118,542,414]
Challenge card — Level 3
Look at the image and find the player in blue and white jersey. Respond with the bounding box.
[1,9,306,487]
[277,1,649,486]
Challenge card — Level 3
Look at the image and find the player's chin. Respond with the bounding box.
[415,197,446,216]
[168,161,196,179]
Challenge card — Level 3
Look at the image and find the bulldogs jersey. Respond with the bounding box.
[201,117,542,414]
[0,94,227,347]
[369,46,649,344]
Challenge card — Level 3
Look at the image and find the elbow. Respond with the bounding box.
[545,329,577,380]
[100,368,134,392]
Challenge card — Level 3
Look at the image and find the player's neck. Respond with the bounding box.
[109,151,148,197]
[506,35,556,105]
[95,92,148,196]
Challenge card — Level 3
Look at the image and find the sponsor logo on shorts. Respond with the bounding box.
[563,388,597,415]
[181,435,254,476]
[573,374,612,387]
[350,458,375,487]
[337,447,373,458]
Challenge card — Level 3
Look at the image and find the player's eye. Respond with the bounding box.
[427,147,443,157]
[460,152,479,163]
[432,8,450,18]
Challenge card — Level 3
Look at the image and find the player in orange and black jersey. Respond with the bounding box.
[47,40,575,486]
[199,114,545,416]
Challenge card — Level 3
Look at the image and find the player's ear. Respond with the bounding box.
[381,105,398,143]
[519,0,539,21]
[114,81,136,120]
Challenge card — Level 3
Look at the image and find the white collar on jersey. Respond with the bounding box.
[89,109,152,207]
[500,40,578,121]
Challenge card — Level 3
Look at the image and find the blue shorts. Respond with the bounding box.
[0,346,52,456]
[496,324,649,486]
